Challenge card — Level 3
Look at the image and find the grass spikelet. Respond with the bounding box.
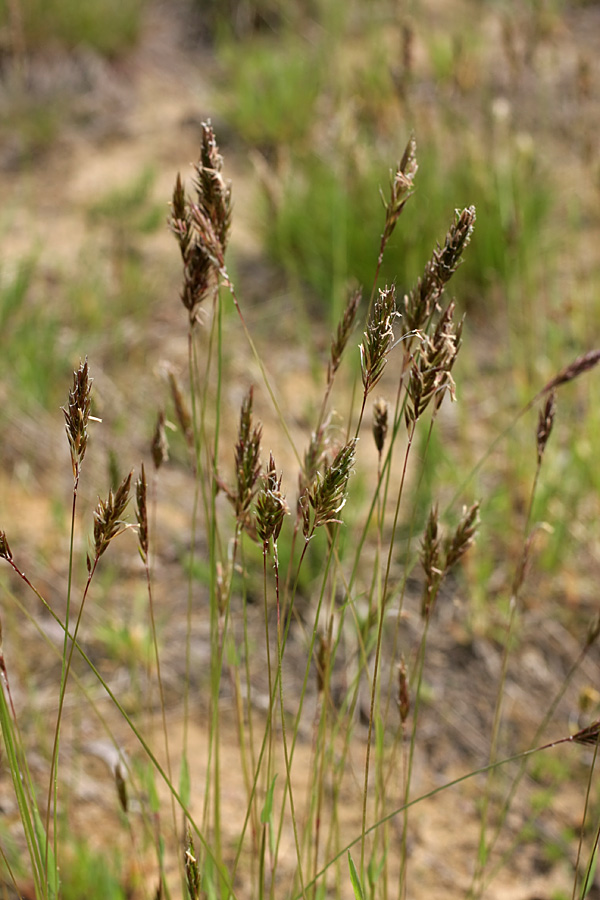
[168,121,232,323]
[328,287,362,386]
[536,390,556,464]
[151,410,169,470]
[405,301,463,428]
[420,505,442,618]
[62,358,93,482]
[233,387,262,527]
[443,502,480,571]
[168,369,193,449]
[255,452,289,546]
[91,471,133,564]
[372,397,389,454]
[398,658,410,723]
[135,464,149,564]
[184,830,201,900]
[306,438,357,533]
[541,349,600,394]
[360,286,398,396]
[380,136,418,254]
[402,206,476,334]
[0,531,12,562]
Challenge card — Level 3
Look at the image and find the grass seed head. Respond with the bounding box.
[308,438,357,531]
[536,389,556,464]
[136,464,149,564]
[402,206,475,336]
[372,397,389,454]
[256,452,289,546]
[398,657,410,723]
[381,136,418,250]
[169,121,232,324]
[405,301,463,428]
[62,358,93,480]
[360,286,398,395]
[328,287,362,385]
[168,369,193,449]
[184,830,201,900]
[0,531,12,562]
[444,502,480,571]
[91,471,133,564]
[420,505,442,618]
[542,349,600,394]
[233,387,262,526]
[151,410,169,470]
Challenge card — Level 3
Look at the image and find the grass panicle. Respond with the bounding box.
[255,452,289,547]
[90,470,133,566]
[304,438,357,535]
[360,285,398,396]
[402,206,476,335]
[61,357,93,482]
[169,121,232,324]
[380,135,418,257]
[372,397,389,454]
[135,464,149,565]
[536,390,556,464]
[151,409,169,470]
[0,531,12,562]
[328,287,362,387]
[404,300,463,428]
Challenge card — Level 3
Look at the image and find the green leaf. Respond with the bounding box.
[260,775,277,825]
[348,851,365,900]
[179,753,191,808]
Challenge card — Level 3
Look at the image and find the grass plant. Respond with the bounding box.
[1,121,600,900]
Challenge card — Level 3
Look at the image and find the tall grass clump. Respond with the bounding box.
[1,122,600,900]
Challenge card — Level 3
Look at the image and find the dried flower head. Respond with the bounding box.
[536,390,556,465]
[62,358,93,481]
[151,410,169,470]
[372,397,389,454]
[90,471,132,566]
[255,452,289,546]
[360,286,398,395]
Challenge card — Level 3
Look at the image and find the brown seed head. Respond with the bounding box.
[372,397,389,454]
[420,505,442,618]
[136,464,149,564]
[168,370,193,449]
[381,136,418,250]
[398,657,410,723]
[151,411,169,470]
[541,349,600,394]
[233,387,263,526]
[0,531,12,562]
[62,358,93,480]
[91,471,132,564]
[444,502,480,571]
[184,830,201,900]
[536,390,556,465]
